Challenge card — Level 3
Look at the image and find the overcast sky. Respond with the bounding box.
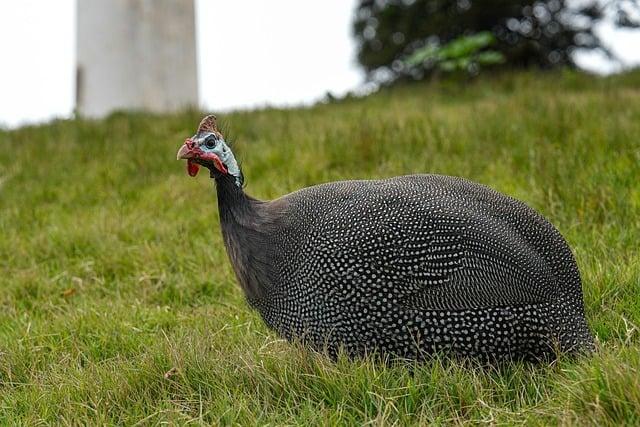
[1,0,639,129]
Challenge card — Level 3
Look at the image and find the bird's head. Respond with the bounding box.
[176,115,243,186]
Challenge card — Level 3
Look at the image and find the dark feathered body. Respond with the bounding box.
[216,173,594,361]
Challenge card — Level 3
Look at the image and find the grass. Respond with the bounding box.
[1,70,639,425]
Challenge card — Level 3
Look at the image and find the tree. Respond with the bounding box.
[353,0,640,82]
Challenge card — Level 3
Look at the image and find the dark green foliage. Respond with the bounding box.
[405,31,505,73]
[353,0,640,81]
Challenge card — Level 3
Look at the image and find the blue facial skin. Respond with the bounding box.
[194,132,243,187]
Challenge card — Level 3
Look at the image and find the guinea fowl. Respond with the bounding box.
[177,115,594,361]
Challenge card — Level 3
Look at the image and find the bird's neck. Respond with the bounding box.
[215,173,255,223]
[214,174,274,305]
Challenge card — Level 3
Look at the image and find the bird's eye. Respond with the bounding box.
[204,137,216,149]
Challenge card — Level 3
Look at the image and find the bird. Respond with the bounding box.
[177,115,594,362]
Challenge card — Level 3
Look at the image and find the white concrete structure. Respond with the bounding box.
[76,0,198,117]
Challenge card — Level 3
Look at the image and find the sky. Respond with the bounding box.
[0,0,639,129]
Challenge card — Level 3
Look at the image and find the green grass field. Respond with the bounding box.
[1,71,639,425]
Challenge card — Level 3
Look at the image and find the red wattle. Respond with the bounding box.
[187,159,200,177]
[213,156,228,174]
[200,152,228,175]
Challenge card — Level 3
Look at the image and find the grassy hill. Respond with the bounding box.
[1,71,639,425]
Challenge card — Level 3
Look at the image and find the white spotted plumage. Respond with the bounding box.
[213,173,594,361]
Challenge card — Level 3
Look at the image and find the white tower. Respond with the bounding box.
[76,0,198,117]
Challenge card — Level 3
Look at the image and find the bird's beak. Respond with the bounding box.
[176,143,194,160]
[177,139,201,177]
